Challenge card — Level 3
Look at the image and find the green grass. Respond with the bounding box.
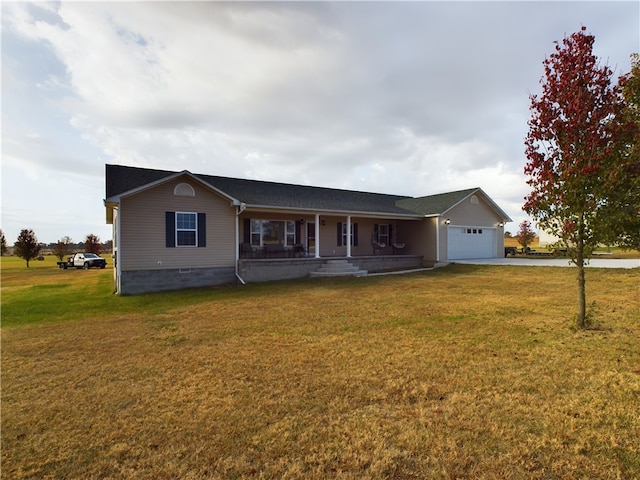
[1,255,248,326]
[2,255,639,479]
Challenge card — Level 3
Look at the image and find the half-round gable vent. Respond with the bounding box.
[470,195,479,205]
[174,183,195,197]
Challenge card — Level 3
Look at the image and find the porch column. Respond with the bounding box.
[315,214,320,258]
[346,215,352,258]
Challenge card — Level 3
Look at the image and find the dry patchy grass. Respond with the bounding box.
[2,261,640,479]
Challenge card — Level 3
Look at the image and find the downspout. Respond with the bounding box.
[235,202,247,285]
[435,216,440,263]
[115,206,121,294]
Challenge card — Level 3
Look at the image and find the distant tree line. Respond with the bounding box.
[1,228,111,267]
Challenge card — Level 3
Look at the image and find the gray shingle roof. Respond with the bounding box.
[396,188,480,216]
[106,164,176,199]
[194,172,416,215]
[105,164,503,218]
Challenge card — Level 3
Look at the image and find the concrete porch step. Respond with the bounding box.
[316,264,362,272]
[310,259,368,278]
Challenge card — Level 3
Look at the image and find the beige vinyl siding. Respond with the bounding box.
[354,219,378,256]
[316,217,374,257]
[445,194,500,226]
[442,194,504,259]
[400,218,437,261]
[120,177,236,271]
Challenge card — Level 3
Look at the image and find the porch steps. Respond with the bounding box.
[310,259,368,278]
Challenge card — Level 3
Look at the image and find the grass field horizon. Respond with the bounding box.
[2,256,639,478]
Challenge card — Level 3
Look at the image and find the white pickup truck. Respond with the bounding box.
[57,253,107,270]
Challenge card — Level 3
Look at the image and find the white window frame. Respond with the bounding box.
[342,223,356,246]
[250,219,262,246]
[286,221,296,245]
[176,212,197,247]
[377,224,390,245]
[250,219,296,246]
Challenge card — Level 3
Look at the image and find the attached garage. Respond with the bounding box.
[447,226,497,260]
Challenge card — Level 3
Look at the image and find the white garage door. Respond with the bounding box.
[447,227,496,260]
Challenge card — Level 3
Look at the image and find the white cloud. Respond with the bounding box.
[1,1,638,242]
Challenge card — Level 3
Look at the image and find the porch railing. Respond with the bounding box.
[240,243,306,259]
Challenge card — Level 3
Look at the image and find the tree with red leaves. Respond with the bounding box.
[515,220,536,252]
[524,28,639,328]
[84,234,102,255]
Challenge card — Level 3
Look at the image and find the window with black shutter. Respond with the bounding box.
[166,211,206,247]
[338,222,358,246]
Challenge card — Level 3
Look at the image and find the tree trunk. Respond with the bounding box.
[575,233,587,328]
[576,258,586,328]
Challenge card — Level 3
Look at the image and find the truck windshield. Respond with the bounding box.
[84,254,98,258]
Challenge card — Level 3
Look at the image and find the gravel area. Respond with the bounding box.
[451,257,640,269]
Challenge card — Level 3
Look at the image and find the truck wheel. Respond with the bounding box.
[100,264,105,269]
[84,262,90,269]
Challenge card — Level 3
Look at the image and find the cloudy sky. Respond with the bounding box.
[2,1,638,244]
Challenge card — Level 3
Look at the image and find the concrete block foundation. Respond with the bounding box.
[119,266,236,295]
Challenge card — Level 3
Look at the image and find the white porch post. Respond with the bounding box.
[315,214,320,258]
[346,215,352,258]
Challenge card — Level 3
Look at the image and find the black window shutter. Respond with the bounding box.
[353,223,358,246]
[295,221,301,243]
[389,225,393,244]
[243,218,251,244]
[337,222,342,246]
[374,224,379,242]
[166,212,175,247]
[197,213,206,247]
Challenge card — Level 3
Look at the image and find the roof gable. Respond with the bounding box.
[105,166,238,205]
[395,188,480,216]
[396,188,513,221]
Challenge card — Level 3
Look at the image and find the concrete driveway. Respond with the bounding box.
[452,257,640,269]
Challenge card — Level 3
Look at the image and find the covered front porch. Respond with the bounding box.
[235,209,437,282]
[239,212,430,259]
[238,254,428,283]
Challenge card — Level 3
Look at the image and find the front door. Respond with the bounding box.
[306,223,315,255]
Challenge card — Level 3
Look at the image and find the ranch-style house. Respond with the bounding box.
[105,164,512,295]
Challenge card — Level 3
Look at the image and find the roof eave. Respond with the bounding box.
[104,200,117,224]
[243,204,423,219]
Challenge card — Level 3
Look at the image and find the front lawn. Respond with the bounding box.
[2,257,639,479]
